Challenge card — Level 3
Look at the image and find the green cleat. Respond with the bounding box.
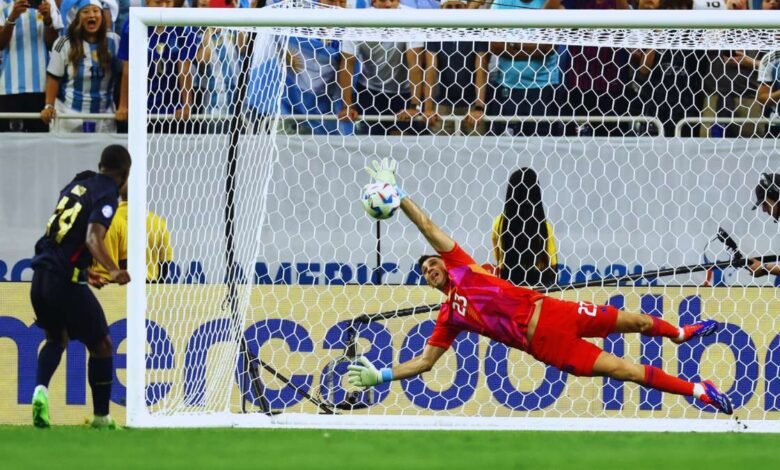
[32,387,51,428]
[86,415,118,430]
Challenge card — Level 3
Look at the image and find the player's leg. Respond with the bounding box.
[31,329,68,428]
[29,269,69,428]
[69,285,116,429]
[85,334,116,429]
[611,309,719,344]
[591,351,733,414]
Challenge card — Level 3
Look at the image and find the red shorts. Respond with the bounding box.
[527,297,619,377]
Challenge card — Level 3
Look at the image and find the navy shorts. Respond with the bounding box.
[30,268,109,346]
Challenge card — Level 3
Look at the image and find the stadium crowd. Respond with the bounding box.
[0,0,778,136]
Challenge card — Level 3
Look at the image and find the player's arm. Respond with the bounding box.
[347,344,447,388]
[365,158,455,253]
[86,223,130,285]
[400,197,455,254]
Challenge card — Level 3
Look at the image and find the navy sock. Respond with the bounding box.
[88,357,113,416]
[36,342,65,388]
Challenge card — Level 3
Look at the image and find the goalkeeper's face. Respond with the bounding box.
[421,257,448,290]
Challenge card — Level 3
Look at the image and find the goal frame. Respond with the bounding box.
[126,6,780,430]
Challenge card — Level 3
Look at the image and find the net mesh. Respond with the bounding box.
[136,3,780,428]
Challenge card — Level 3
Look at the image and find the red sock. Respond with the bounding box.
[643,365,694,397]
[643,316,680,339]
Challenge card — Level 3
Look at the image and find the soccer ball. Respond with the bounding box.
[361,182,400,220]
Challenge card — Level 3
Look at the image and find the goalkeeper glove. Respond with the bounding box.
[365,158,407,200]
[347,356,393,388]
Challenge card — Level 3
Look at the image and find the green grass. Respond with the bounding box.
[1,426,778,469]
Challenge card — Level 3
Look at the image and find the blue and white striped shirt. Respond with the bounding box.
[0,0,63,95]
[758,50,780,120]
[47,33,120,113]
[193,29,237,114]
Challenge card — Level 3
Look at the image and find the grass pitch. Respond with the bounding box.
[1,426,778,469]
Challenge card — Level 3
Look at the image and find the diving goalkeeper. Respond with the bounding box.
[349,159,734,414]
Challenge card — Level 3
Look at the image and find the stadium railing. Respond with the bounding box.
[0,112,664,135]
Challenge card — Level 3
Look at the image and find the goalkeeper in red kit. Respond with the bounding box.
[348,159,734,415]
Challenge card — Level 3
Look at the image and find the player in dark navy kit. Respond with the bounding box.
[29,144,132,429]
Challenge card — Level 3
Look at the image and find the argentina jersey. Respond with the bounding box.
[0,0,64,94]
[287,36,340,93]
[758,50,780,119]
[48,33,120,113]
[196,29,238,114]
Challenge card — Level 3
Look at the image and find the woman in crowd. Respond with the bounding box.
[40,0,120,132]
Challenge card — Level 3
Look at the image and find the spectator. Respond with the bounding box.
[41,0,120,133]
[628,0,703,137]
[243,33,300,134]
[283,0,348,135]
[0,0,63,132]
[191,0,239,133]
[486,0,561,137]
[337,0,435,135]
[115,0,129,34]
[429,0,489,135]
[756,49,780,137]
[548,0,633,137]
[693,0,752,137]
[61,0,117,32]
[722,0,778,136]
[143,0,197,133]
[115,18,127,131]
[399,0,440,133]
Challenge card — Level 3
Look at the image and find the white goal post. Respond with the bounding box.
[127,6,780,431]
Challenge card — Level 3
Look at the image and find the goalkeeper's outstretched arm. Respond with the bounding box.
[364,158,455,254]
[348,344,447,388]
[400,197,455,254]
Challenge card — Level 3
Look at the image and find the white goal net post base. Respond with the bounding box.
[127,7,780,431]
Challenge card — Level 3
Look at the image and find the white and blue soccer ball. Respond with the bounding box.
[361,182,400,220]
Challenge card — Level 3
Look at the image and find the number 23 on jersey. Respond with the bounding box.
[452,292,469,317]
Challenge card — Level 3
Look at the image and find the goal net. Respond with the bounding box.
[127,4,780,431]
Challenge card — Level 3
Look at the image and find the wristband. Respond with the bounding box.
[379,368,394,383]
[44,104,54,110]
[5,19,16,25]
[394,185,407,200]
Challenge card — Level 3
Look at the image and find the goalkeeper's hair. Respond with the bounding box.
[418,254,442,271]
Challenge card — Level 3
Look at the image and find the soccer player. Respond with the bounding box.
[29,144,132,429]
[348,159,734,415]
[748,173,780,277]
[91,182,174,283]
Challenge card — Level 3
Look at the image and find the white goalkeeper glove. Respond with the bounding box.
[347,356,393,388]
[365,158,407,199]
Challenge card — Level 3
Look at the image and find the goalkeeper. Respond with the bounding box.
[349,159,734,415]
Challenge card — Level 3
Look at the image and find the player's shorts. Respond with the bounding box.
[527,297,619,377]
[30,268,109,346]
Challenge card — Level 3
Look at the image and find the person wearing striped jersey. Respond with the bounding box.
[0,0,63,132]
[348,158,735,416]
[40,0,119,132]
[756,49,780,137]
